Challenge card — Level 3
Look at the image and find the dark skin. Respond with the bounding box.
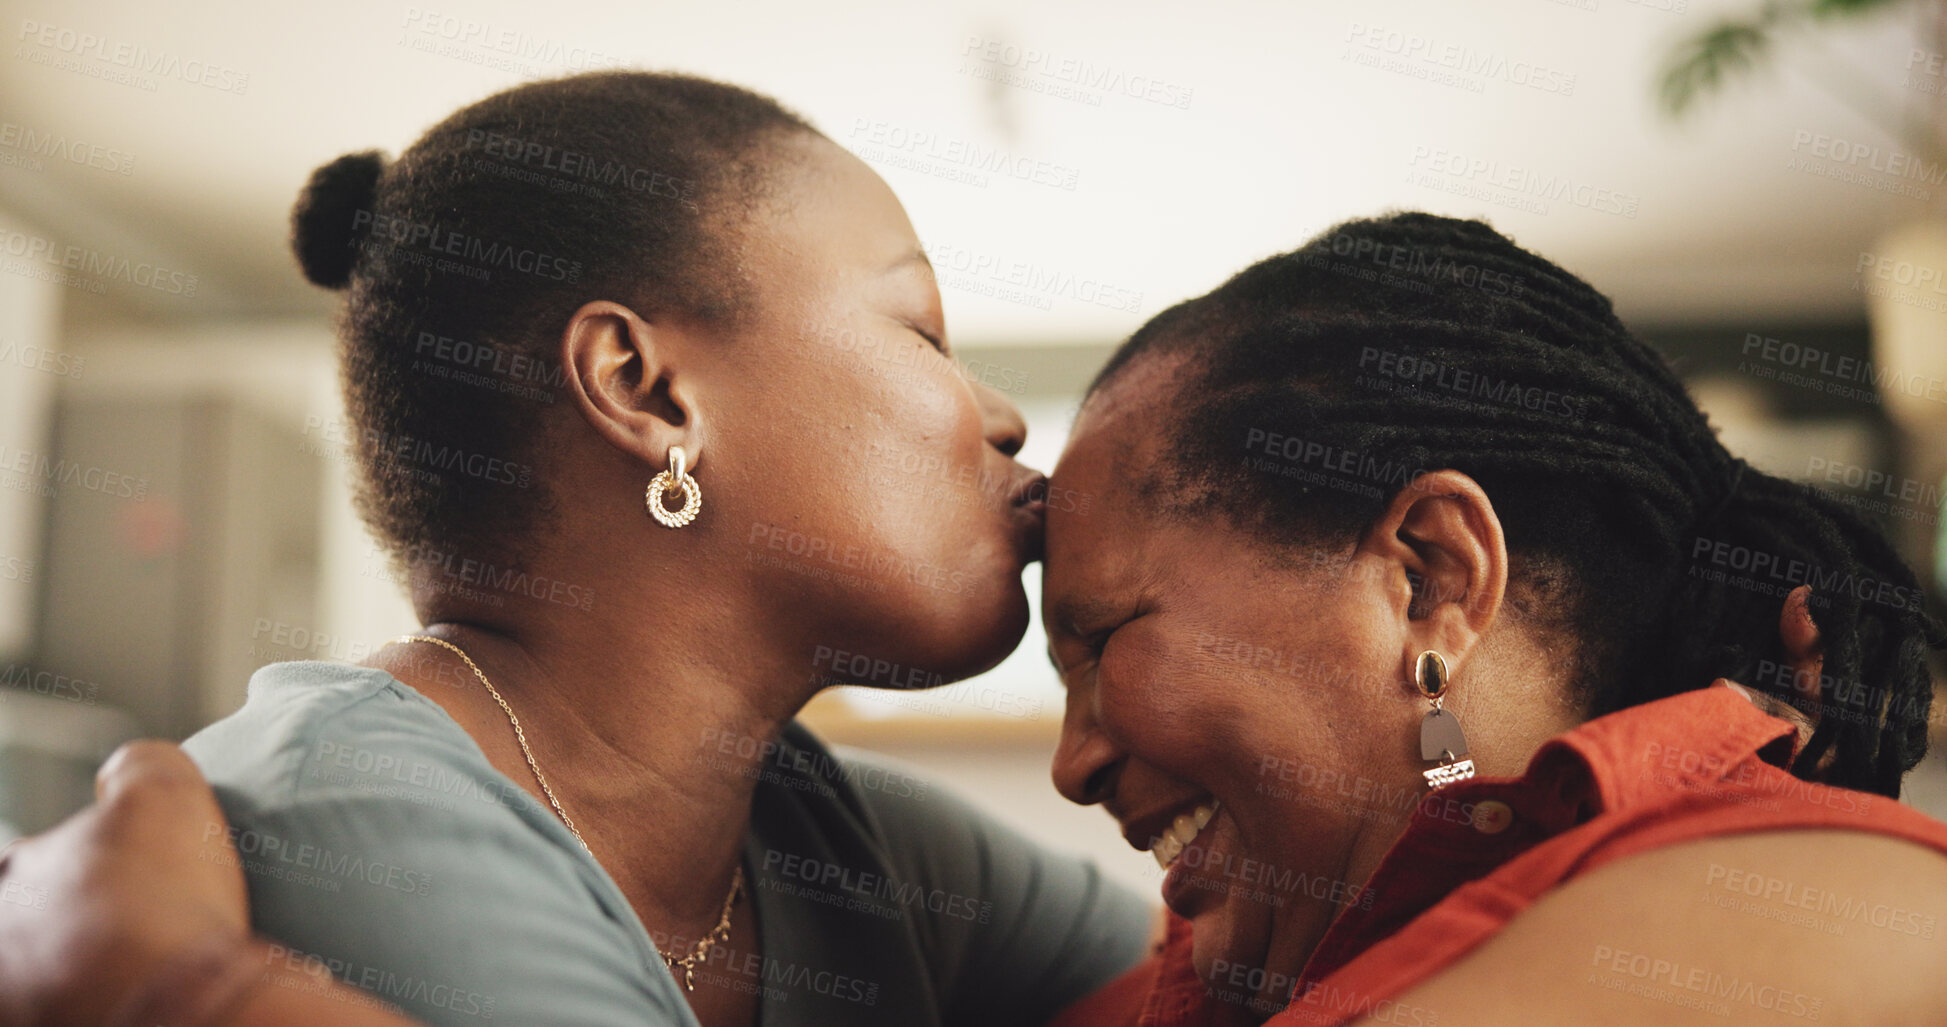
[353,128,1046,1027]
[3,293,1935,1025]
[0,131,1048,1027]
[1044,352,1947,1025]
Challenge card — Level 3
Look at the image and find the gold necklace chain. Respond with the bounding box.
[390,634,742,991]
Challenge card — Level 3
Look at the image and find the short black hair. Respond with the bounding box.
[290,71,816,568]
[1090,211,1944,798]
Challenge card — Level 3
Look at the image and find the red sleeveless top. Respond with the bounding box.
[1053,687,1947,1027]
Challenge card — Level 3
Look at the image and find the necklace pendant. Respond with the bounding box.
[682,966,695,992]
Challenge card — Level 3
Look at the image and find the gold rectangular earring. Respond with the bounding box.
[1416,650,1475,787]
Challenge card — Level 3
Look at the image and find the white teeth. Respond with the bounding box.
[1152,835,1183,868]
[1151,800,1220,870]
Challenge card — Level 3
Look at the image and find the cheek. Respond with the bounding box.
[1097,629,1259,774]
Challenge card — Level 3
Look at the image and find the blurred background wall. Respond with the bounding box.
[1,0,1944,896]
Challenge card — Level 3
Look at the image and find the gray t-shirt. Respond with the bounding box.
[182,661,1152,1026]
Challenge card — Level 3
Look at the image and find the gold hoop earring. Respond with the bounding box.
[646,445,701,528]
[1416,650,1475,788]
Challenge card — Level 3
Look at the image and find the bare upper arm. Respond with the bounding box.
[1349,830,1947,1026]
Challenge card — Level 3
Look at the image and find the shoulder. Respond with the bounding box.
[1373,830,1947,1024]
[184,661,455,801]
[185,663,685,1024]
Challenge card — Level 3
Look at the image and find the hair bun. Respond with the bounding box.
[290,150,386,289]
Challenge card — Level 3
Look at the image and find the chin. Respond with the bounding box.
[908,571,1031,683]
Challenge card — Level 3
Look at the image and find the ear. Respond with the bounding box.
[560,300,706,472]
[1738,584,1825,767]
[1355,470,1509,685]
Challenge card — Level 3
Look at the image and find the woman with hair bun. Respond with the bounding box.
[0,70,1153,1027]
[5,97,1947,1027]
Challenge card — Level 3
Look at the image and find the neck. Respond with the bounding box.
[393,572,822,931]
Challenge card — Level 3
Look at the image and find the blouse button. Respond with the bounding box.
[1471,800,1515,835]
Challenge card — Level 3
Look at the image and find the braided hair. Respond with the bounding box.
[1091,212,1944,798]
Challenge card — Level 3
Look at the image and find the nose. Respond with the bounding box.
[974,382,1026,458]
[1051,671,1123,807]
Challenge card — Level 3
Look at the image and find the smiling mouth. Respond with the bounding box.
[1151,800,1221,870]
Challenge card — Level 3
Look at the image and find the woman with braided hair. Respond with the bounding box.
[1044,212,1947,1025]
[2,191,1943,1024]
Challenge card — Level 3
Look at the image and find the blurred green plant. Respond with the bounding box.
[1660,0,1943,161]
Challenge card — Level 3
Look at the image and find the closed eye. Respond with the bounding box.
[908,322,945,352]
